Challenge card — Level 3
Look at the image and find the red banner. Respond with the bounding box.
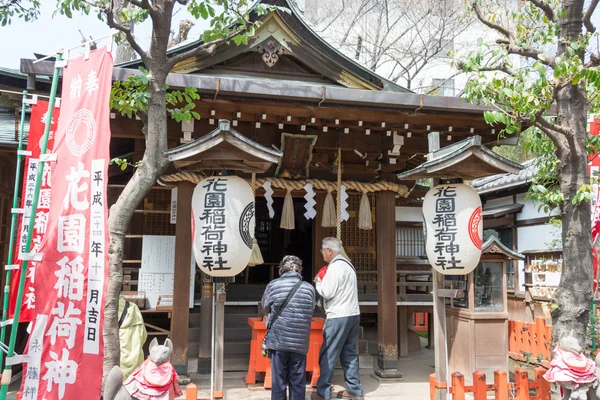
[20,47,112,400]
[10,100,60,322]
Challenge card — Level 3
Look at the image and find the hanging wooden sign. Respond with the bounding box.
[191,176,255,277]
[423,183,482,275]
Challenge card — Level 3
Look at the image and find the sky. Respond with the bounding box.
[1,2,211,69]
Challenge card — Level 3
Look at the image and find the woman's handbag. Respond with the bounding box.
[261,280,303,357]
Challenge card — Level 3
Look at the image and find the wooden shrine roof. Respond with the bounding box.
[482,233,525,260]
[165,119,282,173]
[396,136,523,181]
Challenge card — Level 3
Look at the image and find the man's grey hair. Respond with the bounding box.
[279,255,303,276]
[322,237,342,254]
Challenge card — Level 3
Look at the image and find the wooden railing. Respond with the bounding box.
[357,270,433,303]
[429,368,550,400]
[508,317,552,368]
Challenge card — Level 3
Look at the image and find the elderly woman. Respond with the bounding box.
[261,255,315,400]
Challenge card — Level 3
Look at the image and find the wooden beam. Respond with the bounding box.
[170,181,195,375]
[375,190,401,378]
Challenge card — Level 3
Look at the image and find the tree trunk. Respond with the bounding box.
[103,70,171,379]
[103,0,174,381]
[551,0,592,349]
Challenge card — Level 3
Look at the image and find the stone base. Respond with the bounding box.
[373,368,403,380]
[173,364,188,376]
[198,357,212,375]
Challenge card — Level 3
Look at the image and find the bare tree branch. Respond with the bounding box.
[584,0,599,33]
[527,0,556,22]
[128,0,148,8]
[471,2,512,38]
[105,4,147,64]
[472,2,556,67]
[533,114,573,137]
[455,60,518,77]
[166,40,221,70]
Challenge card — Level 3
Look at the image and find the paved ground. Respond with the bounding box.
[5,346,434,399]
[188,348,434,399]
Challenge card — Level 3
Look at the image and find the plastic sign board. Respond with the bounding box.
[423,183,483,275]
[191,176,255,277]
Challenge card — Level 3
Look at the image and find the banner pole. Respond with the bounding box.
[0,90,29,370]
[0,51,63,398]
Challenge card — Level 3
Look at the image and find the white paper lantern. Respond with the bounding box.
[423,183,482,275]
[191,176,255,277]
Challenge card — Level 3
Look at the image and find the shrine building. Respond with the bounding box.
[2,0,523,380]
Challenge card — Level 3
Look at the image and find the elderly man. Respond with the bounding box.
[262,255,315,400]
[312,237,363,400]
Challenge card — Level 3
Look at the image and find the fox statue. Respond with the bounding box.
[103,338,182,400]
[544,331,598,400]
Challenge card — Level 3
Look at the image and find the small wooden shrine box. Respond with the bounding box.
[443,230,525,381]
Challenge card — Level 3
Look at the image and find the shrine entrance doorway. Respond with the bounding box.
[240,196,314,285]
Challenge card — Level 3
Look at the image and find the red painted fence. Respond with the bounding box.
[508,317,552,368]
[430,368,550,400]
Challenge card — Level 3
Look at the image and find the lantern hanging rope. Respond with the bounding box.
[248,173,264,266]
[335,147,350,260]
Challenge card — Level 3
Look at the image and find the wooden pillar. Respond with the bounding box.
[170,181,194,375]
[428,312,434,349]
[398,306,408,357]
[198,275,213,374]
[214,283,226,398]
[375,191,401,378]
[429,132,447,400]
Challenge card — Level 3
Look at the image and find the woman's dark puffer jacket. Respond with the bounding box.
[261,271,315,355]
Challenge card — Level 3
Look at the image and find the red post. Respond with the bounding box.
[429,374,437,400]
[311,341,320,387]
[452,372,465,400]
[245,339,257,385]
[534,367,551,400]
[494,370,508,400]
[514,369,530,400]
[186,383,197,400]
[473,371,487,400]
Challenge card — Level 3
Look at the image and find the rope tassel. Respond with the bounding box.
[358,192,373,230]
[248,173,264,266]
[321,190,337,228]
[280,189,295,230]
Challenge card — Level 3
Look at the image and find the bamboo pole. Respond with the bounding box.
[0,51,63,398]
[0,91,29,370]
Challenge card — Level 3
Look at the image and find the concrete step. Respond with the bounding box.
[188,340,250,358]
[189,312,256,328]
[188,326,252,344]
[188,356,250,374]
[357,339,369,354]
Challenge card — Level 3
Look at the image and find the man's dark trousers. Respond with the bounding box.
[270,350,307,400]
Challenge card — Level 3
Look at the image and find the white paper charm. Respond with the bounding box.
[304,183,317,220]
[341,185,350,222]
[263,181,275,219]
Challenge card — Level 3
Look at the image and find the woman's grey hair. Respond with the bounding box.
[322,237,341,253]
[279,255,303,276]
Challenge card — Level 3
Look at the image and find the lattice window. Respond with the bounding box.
[144,213,176,236]
[342,193,376,281]
[144,189,171,211]
[396,227,425,258]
